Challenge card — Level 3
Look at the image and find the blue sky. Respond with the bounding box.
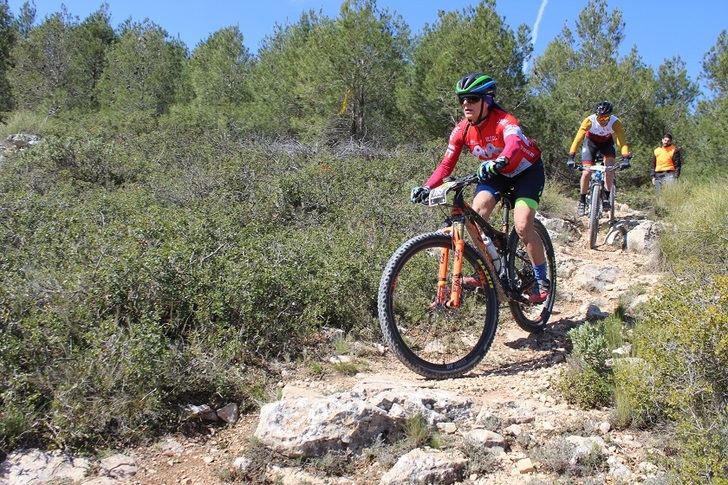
[6,0,725,88]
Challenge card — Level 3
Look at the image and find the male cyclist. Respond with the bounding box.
[410,73,549,303]
[567,101,632,215]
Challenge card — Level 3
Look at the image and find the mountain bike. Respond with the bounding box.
[377,172,556,379]
[578,157,629,249]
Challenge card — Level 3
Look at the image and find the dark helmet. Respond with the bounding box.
[455,72,496,97]
[595,101,613,116]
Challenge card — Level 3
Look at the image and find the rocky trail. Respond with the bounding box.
[1,205,667,485]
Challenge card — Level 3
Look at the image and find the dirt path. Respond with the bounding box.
[125,211,663,484]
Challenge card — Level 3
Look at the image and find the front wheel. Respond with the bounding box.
[506,219,557,333]
[378,232,499,379]
[588,183,601,249]
[609,182,616,221]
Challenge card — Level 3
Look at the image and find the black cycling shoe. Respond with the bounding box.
[577,201,586,216]
[602,199,611,211]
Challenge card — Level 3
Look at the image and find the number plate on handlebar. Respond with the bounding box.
[428,181,457,206]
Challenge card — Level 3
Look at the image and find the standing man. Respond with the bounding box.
[566,101,632,215]
[651,133,682,192]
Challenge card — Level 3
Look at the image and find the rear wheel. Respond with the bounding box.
[588,183,601,249]
[506,219,557,333]
[378,232,499,379]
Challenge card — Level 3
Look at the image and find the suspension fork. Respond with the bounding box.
[446,221,465,308]
[435,239,450,307]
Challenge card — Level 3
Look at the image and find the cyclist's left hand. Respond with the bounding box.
[478,156,507,182]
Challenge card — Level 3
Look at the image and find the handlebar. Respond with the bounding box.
[442,173,479,187]
[571,156,632,172]
[576,164,622,172]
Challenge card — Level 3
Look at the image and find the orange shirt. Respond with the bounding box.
[653,145,678,172]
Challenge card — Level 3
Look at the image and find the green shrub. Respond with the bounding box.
[659,179,728,274]
[613,275,728,482]
[530,437,607,477]
[559,318,631,409]
[567,322,611,371]
[0,118,433,450]
[0,110,49,137]
[611,358,663,429]
[559,366,613,409]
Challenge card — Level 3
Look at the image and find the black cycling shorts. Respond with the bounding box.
[581,137,616,164]
[474,160,545,204]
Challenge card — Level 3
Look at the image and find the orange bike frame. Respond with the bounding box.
[437,204,510,306]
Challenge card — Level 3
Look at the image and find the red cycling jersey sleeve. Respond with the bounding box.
[424,120,468,188]
[424,109,541,187]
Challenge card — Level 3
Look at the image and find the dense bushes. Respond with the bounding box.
[0,119,440,450]
[560,179,728,482]
[657,179,728,273]
[614,276,728,482]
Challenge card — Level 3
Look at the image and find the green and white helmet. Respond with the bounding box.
[455,72,496,96]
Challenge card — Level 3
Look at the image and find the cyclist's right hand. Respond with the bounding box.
[566,154,576,170]
[410,186,430,204]
[619,155,632,170]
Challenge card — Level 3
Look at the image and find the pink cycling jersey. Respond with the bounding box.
[425,108,542,188]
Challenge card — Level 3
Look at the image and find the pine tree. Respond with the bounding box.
[96,20,185,114]
[0,0,14,113]
[187,26,251,107]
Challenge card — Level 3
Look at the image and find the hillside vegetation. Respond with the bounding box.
[0,0,726,479]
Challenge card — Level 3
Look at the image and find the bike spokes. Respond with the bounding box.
[378,233,498,378]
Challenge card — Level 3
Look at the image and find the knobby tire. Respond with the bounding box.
[377,232,498,379]
[589,184,601,249]
[609,183,616,221]
[506,219,557,333]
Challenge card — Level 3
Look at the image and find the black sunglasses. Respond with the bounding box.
[458,95,482,104]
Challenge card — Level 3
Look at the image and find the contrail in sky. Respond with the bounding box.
[523,0,548,73]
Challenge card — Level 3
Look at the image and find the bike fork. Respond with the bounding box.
[446,221,465,308]
[435,245,450,306]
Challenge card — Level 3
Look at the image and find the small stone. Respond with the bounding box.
[233,456,252,472]
[463,428,506,448]
[183,403,218,422]
[598,421,611,434]
[203,456,214,465]
[216,403,239,423]
[516,458,535,474]
[436,422,458,434]
[541,421,555,431]
[612,344,632,357]
[100,454,138,480]
[329,355,353,364]
[638,461,658,474]
[388,402,406,419]
[160,438,184,456]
